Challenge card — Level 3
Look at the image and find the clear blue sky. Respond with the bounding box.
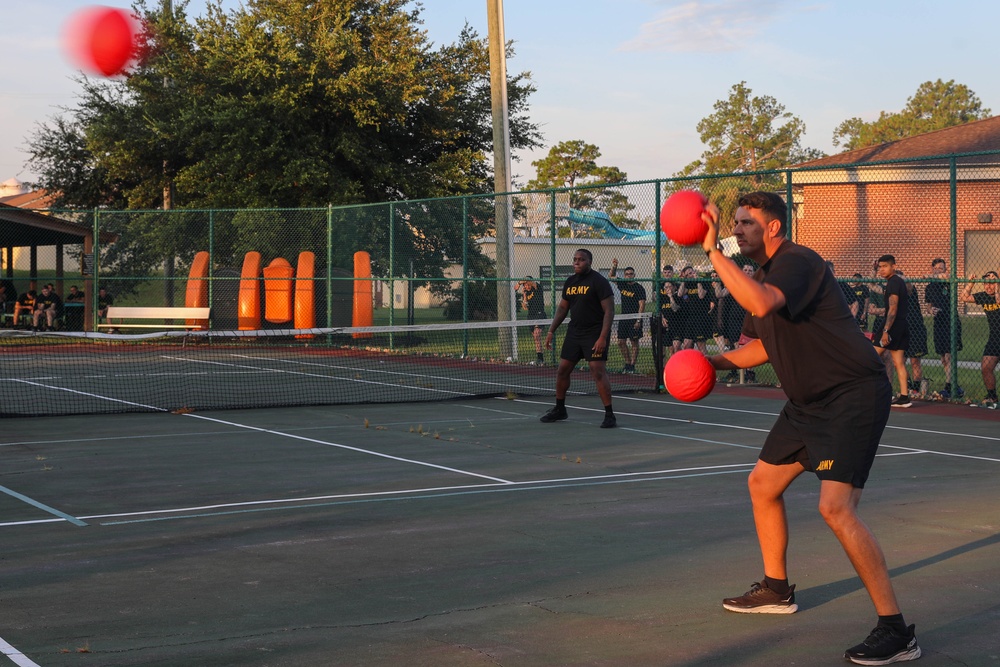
[3,0,999,187]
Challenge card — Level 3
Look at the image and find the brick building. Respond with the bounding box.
[791,116,1000,280]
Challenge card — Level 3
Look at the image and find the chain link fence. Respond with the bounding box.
[6,150,1000,403]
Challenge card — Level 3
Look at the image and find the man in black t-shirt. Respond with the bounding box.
[871,255,912,407]
[609,259,647,374]
[518,276,547,365]
[960,271,1000,408]
[925,258,963,398]
[850,274,871,332]
[540,248,616,428]
[702,192,919,665]
[32,284,63,331]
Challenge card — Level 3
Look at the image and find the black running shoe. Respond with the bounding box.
[844,624,921,665]
[600,414,616,428]
[539,406,568,423]
[891,395,912,408]
[722,581,798,614]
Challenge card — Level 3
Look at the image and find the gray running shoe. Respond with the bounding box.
[722,581,798,614]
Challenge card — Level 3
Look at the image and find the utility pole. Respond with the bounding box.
[487,0,517,360]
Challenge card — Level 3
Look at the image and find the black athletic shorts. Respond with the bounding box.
[905,330,928,358]
[933,316,963,355]
[560,328,609,363]
[984,335,1000,358]
[616,318,643,341]
[759,376,891,489]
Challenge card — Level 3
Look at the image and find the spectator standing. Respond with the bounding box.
[896,271,928,397]
[518,276,547,365]
[850,273,871,332]
[871,255,912,408]
[925,258,964,398]
[609,259,647,373]
[960,271,1000,409]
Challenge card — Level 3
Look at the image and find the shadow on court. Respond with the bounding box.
[1,388,998,666]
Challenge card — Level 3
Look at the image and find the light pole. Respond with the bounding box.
[487,0,517,360]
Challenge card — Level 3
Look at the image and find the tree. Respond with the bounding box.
[674,81,823,236]
[832,79,991,150]
[526,140,633,233]
[27,0,542,293]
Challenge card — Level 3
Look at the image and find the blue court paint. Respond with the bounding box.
[0,484,87,527]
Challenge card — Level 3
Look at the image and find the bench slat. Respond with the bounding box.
[105,307,210,319]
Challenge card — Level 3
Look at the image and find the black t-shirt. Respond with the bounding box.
[743,242,885,405]
[616,280,646,315]
[974,291,1000,335]
[904,285,926,335]
[35,291,62,312]
[561,268,614,334]
[884,274,908,339]
[659,281,679,317]
[522,283,546,318]
[925,281,955,322]
[851,284,870,326]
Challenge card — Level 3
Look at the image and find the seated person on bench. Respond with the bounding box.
[32,285,63,331]
[12,290,36,327]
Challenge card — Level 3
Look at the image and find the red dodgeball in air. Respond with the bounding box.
[660,189,709,246]
[663,349,716,402]
[63,6,140,77]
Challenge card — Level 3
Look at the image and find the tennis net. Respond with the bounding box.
[1,316,656,416]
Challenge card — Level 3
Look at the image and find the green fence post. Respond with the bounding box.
[327,204,333,330]
[949,157,959,390]
[388,201,395,348]
[654,181,664,389]
[462,196,469,357]
[93,208,100,331]
[548,190,557,364]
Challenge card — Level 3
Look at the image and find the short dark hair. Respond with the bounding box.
[623,266,635,273]
[662,264,674,272]
[931,258,946,267]
[738,191,787,231]
[575,248,593,262]
[878,254,896,265]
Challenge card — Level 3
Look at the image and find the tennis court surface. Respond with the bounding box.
[2,387,999,666]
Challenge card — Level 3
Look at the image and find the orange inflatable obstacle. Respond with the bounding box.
[353,251,373,338]
[295,251,315,338]
[263,257,294,324]
[238,251,262,330]
[185,251,210,329]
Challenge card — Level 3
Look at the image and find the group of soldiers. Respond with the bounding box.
[516,255,1000,407]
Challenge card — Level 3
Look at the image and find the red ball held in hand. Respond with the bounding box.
[663,349,716,402]
[660,190,709,246]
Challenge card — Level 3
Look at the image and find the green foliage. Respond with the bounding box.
[679,82,821,184]
[526,139,634,235]
[832,79,991,150]
[670,82,821,237]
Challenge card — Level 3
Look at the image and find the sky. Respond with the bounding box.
[2,0,1000,188]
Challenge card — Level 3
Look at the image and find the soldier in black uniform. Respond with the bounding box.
[609,259,647,374]
[540,249,617,428]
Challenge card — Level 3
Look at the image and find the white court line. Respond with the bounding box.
[223,353,593,395]
[162,355,479,397]
[11,379,168,412]
[512,398,1000,463]
[180,412,512,484]
[0,636,41,667]
[0,463,752,527]
[617,393,1000,442]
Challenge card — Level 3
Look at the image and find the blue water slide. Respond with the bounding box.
[566,209,665,241]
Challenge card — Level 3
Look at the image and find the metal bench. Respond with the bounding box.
[98,306,211,330]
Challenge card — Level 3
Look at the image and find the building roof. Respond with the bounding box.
[796,114,1000,168]
[0,188,56,209]
[0,203,97,247]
